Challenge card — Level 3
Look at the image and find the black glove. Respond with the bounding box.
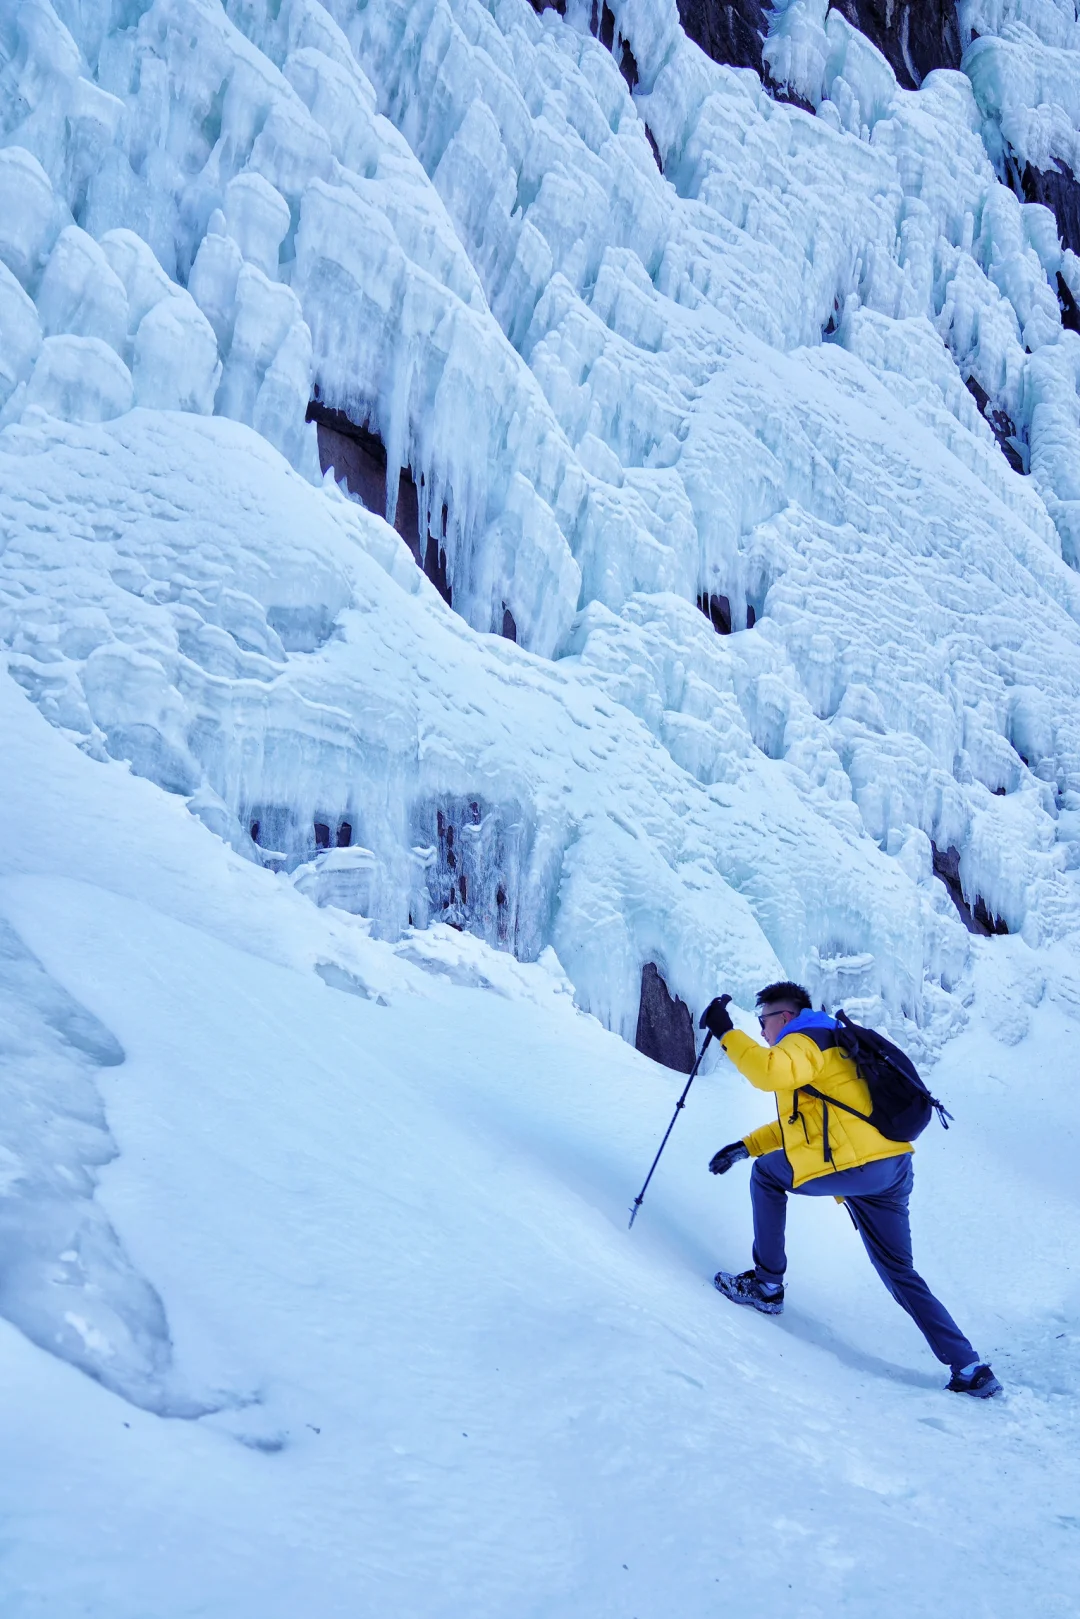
[699,994,733,1039]
[709,1141,750,1175]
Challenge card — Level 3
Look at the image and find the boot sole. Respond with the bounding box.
[713,1273,784,1315]
[949,1376,1003,1399]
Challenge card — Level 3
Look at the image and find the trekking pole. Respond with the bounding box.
[628,1030,713,1229]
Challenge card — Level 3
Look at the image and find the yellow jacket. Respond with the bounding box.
[721,1025,913,1189]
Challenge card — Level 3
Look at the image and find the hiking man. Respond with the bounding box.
[700,981,1002,1398]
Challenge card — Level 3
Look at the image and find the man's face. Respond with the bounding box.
[757,1005,796,1046]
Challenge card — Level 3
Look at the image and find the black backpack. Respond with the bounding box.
[788,1010,952,1163]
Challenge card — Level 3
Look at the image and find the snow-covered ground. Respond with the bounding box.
[2,663,1079,1618]
[3,0,1080,1610]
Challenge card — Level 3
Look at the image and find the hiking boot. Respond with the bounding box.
[714,1268,784,1316]
[946,1363,1003,1399]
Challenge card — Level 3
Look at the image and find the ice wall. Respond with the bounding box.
[960,3,1080,262]
[3,0,1080,1052]
[0,405,978,1051]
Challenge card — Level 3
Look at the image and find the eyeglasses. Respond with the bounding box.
[757,1009,789,1030]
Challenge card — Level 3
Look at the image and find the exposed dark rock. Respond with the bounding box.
[697,591,732,634]
[931,842,1009,936]
[619,38,639,93]
[307,398,452,606]
[998,152,1080,331]
[527,0,801,117]
[635,962,696,1073]
[308,403,387,512]
[432,805,473,931]
[963,375,1027,474]
[1018,158,1080,260]
[313,817,353,850]
[828,2,961,90]
[766,78,817,115]
[644,125,663,171]
[697,591,756,631]
[248,804,359,866]
[501,604,518,643]
[676,0,768,77]
[422,517,452,608]
[1057,271,1080,335]
[669,1,813,110]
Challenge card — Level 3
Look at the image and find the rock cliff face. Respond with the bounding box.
[673,2,962,90]
[1020,159,1080,261]
[674,0,771,76]
[828,2,962,88]
[634,964,696,1073]
[307,400,454,606]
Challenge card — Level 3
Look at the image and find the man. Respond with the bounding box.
[701,981,1002,1399]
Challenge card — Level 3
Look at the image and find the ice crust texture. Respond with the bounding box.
[4,0,1080,1055]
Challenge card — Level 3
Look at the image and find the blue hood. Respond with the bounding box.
[776,1009,836,1041]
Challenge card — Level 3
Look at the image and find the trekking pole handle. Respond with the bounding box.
[628,1029,714,1229]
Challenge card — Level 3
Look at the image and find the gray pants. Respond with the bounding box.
[750,1150,978,1372]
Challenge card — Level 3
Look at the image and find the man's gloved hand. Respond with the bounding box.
[699,994,734,1039]
[709,1141,750,1175]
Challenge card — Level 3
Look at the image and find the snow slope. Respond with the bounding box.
[1,665,1079,1619]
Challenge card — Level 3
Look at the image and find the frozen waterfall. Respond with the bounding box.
[3,0,1080,1058]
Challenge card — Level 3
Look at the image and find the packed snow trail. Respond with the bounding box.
[1,669,1078,1618]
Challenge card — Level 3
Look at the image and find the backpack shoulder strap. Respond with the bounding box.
[787,1084,871,1166]
[788,1084,870,1127]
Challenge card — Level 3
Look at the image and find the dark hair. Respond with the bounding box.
[755,980,812,1013]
